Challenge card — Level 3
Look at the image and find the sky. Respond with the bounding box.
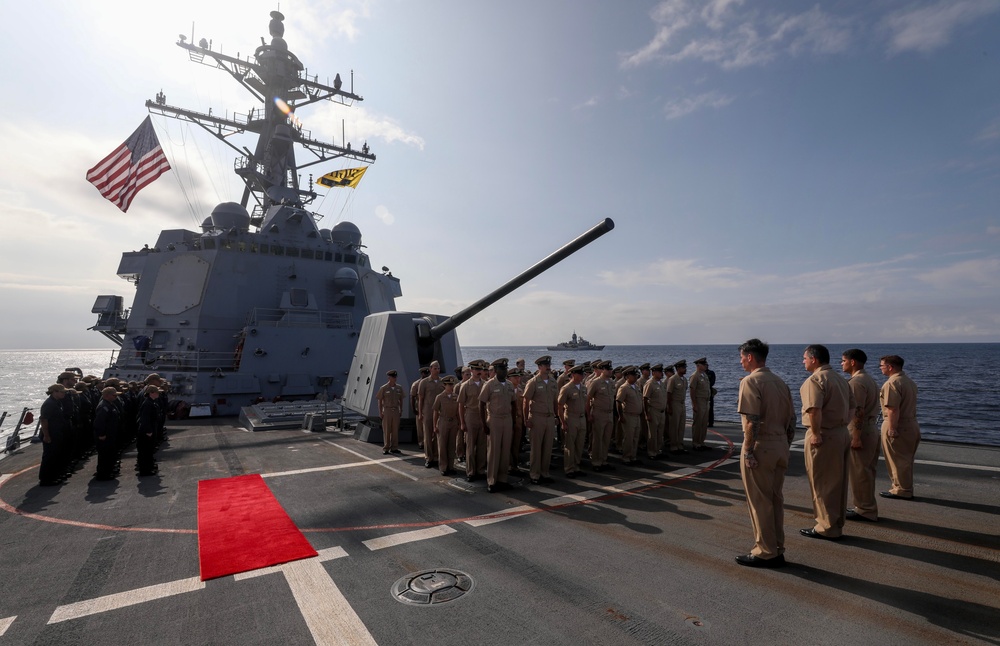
[1,0,998,349]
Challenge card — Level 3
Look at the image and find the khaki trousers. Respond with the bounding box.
[621,413,640,461]
[804,426,849,537]
[563,414,586,474]
[646,409,665,458]
[741,438,789,559]
[667,404,686,451]
[881,422,920,498]
[487,415,513,486]
[464,412,487,477]
[848,421,880,518]
[382,409,400,451]
[590,410,613,467]
[437,418,458,473]
[691,399,709,447]
[529,414,556,479]
[421,412,437,463]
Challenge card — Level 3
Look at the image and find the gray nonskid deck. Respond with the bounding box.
[1,420,997,645]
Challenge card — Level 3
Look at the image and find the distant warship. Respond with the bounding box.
[90,11,399,416]
[547,332,604,352]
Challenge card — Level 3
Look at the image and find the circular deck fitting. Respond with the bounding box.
[392,568,474,605]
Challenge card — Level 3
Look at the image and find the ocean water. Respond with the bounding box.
[2,345,998,447]
[463,343,1000,447]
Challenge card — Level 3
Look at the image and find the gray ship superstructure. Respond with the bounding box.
[90,11,399,415]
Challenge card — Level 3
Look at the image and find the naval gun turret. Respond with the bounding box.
[343,218,614,443]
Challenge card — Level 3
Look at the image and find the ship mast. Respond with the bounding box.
[146,10,375,228]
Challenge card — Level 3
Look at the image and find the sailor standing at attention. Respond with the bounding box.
[666,360,688,454]
[558,365,589,478]
[616,366,643,465]
[799,344,854,541]
[418,361,445,468]
[480,358,517,493]
[840,349,880,521]
[523,356,558,485]
[459,360,488,481]
[689,358,713,451]
[376,370,404,455]
[92,386,122,481]
[433,376,460,476]
[38,384,70,485]
[643,364,668,459]
[735,339,795,568]
[878,354,920,500]
[587,360,616,472]
[411,366,429,450]
[508,368,527,475]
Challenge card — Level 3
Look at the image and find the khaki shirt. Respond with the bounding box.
[643,378,668,412]
[457,380,484,418]
[880,371,918,427]
[376,383,404,412]
[616,382,643,415]
[479,377,515,418]
[418,377,445,416]
[587,378,615,413]
[666,374,687,404]
[433,392,459,421]
[848,369,879,430]
[523,375,558,418]
[558,382,588,419]
[800,365,854,430]
[737,367,794,440]
[689,371,711,401]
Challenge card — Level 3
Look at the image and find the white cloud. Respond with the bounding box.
[599,258,753,290]
[310,103,425,151]
[375,205,395,225]
[662,91,735,120]
[884,0,999,54]
[916,257,1000,289]
[622,1,852,70]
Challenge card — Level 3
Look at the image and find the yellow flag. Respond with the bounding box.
[317,166,368,189]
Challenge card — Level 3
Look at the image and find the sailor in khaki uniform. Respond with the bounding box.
[689,358,712,451]
[878,355,920,499]
[799,344,854,540]
[509,368,526,474]
[456,366,472,461]
[480,358,517,493]
[587,360,616,472]
[418,361,445,468]
[636,363,651,451]
[642,364,668,459]
[558,365,589,477]
[616,366,643,465]
[376,369,405,454]
[411,366,429,449]
[666,360,688,453]
[458,360,488,481]
[523,356,559,484]
[841,349,880,521]
[735,338,795,568]
[433,376,460,475]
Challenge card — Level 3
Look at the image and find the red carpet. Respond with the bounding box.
[197,474,317,581]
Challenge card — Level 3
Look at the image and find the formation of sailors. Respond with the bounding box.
[378,355,719,493]
[37,370,170,485]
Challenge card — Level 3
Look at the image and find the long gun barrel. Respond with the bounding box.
[424,218,615,342]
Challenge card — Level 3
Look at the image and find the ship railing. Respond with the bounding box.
[110,349,239,372]
[247,307,353,329]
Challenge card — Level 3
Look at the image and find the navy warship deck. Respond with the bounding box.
[1,421,997,645]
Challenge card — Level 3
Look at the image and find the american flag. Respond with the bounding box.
[86,116,171,212]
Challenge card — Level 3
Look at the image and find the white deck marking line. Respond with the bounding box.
[599,478,658,493]
[282,558,377,646]
[0,616,15,636]
[263,458,396,479]
[0,474,13,486]
[464,505,536,527]
[234,546,348,581]
[910,458,1000,473]
[362,525,457,551]
[541,490,606,506]
[48,577,205,624]
[656,467,700,480]
[323,440,419,481]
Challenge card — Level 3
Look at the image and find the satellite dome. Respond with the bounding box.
[330,221,362,247]
[210,202,251,232]
[200,216,215,232]
[333,267,359,292]
[319,228,333,242]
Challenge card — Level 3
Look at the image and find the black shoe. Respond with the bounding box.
[466,475,475,482]
[566,471,579,479]
[540,476,555,484]
[383,450,390,455]
[879,491,912,500]
[846,509,877,522]
[602,464,616,471]
[735,554,786,568]
[530,478,541,485]
[591,464,605,472]
[487,485,497,493]
[425,462,433,468]
[799,528,842,541]
[390,449,402,454]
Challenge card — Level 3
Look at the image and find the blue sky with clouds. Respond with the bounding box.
[0,0,997,349]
